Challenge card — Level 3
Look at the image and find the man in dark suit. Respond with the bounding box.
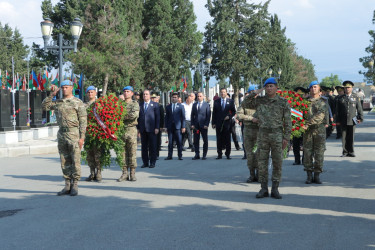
[335,81,364,157]
[151,93,164,160]
[191,92,211,160]
[164,92,186,160]
[212,88,236,159]
[137,90,160,168]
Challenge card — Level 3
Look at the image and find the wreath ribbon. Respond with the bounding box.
[93,106,117,141]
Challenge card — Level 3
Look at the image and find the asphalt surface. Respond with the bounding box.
[0,113,374,250]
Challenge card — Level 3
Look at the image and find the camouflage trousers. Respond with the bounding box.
[122,126,138,169]
[86,147,101,170]
[257,128,283,183]
[57,131,81,180]
[303,124,326,173]
[243,126,258,171]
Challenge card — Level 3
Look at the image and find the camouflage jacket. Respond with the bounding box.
[42,95,87,139]
[123,100,139,128]
[241,93,291,140]
[236,105,258,128]
[305,96,329,128]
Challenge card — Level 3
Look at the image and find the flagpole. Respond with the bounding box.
[11,57,16,130]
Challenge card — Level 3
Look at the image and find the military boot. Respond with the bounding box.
[129,168,137,181]
[85,168,96,182]
[246,169,256,183]
[313,172,322,184]
[96,167,102,182]
[117,167,129,182]
[305,171,313,184]
[271,181,282,199]
[57,179,71,196]
[256,182,269,198]
[70,179,79,196]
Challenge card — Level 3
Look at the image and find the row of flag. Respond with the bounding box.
[0,69,83,93]
[170,75,189,92]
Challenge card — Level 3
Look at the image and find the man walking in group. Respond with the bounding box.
[42,81,87,196]
[181,93,194,152]
[191,92,211,160]
[241,78,291,199]
[151,93,164,160]
[302,81,329,184]
[212,88,236,159]
[165,92,186,160]
[138,90,160,168]
[118,86,140,181]
[335,81,364,157]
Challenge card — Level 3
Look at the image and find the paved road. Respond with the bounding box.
[1,114,375,249]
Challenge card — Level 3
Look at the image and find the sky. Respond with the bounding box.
[0,0,374,83]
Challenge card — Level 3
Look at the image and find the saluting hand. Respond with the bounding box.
[78,138,84,150]
[50,85,60,97]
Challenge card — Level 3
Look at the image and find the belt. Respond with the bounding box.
[60,127,79,132]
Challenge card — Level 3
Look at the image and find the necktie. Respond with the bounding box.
[172,104,175,113]
[144,103,148,111]
[222,99,225,111]
[198,102,201,112]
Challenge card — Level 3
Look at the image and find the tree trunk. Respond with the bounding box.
[103,73,109,96]
[233,84,239,108]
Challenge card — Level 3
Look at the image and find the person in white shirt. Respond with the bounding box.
[181,93,195,151]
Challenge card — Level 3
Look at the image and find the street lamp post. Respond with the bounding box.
[196,55,212,100]
[40,17,83,97]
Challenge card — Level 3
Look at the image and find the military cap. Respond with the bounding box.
[85,85,96,93]
[122,86,134,92]
[263,77,277,87]
[308,80,319,89]
[61,80,73,87]
[294,87,307,95]
[335,85,344,91]
[342,81,354,88]
[151,93,158,98]
[247,86,256,92]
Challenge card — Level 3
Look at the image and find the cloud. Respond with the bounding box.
[297,0,314,9]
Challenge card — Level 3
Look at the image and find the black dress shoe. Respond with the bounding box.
[182,148,186,151]
[192,156,200,160]
[178,157,183,160]
[292,162,301,165]
[149,164,156,168]
[165,157,173,160]
[202,157,207,160]
[191,148,195,152]
[347,153,356,157]
[242,156,247,160]
[216,156,222,159]
[226,156,232,160]
[141,164,149,168]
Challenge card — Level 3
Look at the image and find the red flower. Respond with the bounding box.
[292,120,296,124]
[288,100,292,104]
[297,117,301,121]
[296,126,300,130]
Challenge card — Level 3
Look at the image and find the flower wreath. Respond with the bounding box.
[81,93,127,168]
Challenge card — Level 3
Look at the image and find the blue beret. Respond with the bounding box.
[247,86,256,92]
[263,77,277,87]
[86,86,96,93]
[122,86,134,92]
[308,81,319,89]
[61,80,73,87]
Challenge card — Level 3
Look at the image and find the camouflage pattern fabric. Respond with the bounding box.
[242,93,292,183]
[85,99,101,171]
[122,100,140,169]
[303,97,328,173]
[42,95,87,180]
[237,106,258,171]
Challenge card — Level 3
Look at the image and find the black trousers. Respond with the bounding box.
[168,127,183,158]
[141,131,157,166]
[342,125,355,155]
[216,127,231,157]
[292,136,303,163]
[182,120,193,148]
[336,124,342,138]
[157,130,162,157]
[193,127,208,157]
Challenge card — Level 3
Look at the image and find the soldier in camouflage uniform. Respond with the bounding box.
[42,81,87,196]
[241,78,291,199]
[302,81,329,184]
[237,86,259,183]
[84,86,102,182]
[118,86,140,182]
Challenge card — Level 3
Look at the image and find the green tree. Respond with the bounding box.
[0,23,29,79]
[359,10,375,85]
[320,74,342,88]
[193,70,202,91]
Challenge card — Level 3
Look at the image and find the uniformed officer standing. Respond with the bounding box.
[302,81,329,184]
[42,81,87,196]
[237,86,259,183]
[335,81,364,157]
[334,85,345,139]
[118,86,140,181]
[84,86,102,182]
[241,78,291,199]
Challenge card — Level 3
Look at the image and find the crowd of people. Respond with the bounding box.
[42,78,364,198]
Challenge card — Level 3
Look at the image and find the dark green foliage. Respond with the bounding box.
[359,10,375,84]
